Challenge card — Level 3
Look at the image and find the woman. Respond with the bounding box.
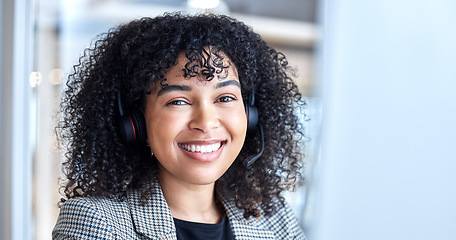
[53,13,306,239]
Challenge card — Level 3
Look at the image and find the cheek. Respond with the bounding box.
[145,112,185,150]
[224,107,248,141]
[224,109,248,166]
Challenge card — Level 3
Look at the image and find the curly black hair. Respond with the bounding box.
[57,12,306,219]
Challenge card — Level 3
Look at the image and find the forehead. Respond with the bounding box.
[150,51,240,94]
[169,50,238,81]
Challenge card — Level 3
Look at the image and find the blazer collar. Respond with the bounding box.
[127,181,176,240]
[127,180,275,240]
[220,195,276,240]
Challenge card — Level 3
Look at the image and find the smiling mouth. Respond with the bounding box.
[178,141,224,153]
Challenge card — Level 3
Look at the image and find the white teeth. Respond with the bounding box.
[181,142,222,153]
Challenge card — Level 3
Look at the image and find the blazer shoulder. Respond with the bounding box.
[258,200,306,240]
[52,197,132,239]
[223,196,306,240]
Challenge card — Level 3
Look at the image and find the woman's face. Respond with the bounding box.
[144,52,247,187]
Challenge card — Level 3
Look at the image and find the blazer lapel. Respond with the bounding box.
[221,197,276,240]
[127,183,177,240]
[126,181,275,239]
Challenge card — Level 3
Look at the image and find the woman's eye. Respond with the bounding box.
[167,100,188,105]
[216,96,236,103]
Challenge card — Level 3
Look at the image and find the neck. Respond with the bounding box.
[158,172,223,224]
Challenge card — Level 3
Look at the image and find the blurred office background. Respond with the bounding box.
[1,0,318,239]
[3,1,456,240]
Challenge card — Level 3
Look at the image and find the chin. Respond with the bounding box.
[184,172,225,186]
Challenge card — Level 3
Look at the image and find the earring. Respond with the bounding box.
[146,139,153,156]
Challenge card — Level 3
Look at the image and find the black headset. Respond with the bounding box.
[117,84,263,167]
[243,88,264,167]
[117,89,147,144]
[245,88,258,133]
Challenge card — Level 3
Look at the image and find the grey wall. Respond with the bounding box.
[0,0,35,239]
[1,0,15,239]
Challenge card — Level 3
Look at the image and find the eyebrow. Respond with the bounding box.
[214,80,241,89]
[156,80,241,97]
[157,85,191,97]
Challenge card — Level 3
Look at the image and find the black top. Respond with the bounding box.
[173,215,234,240]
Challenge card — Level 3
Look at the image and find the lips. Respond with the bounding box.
[179,142,222,153]
[178,141,226,162]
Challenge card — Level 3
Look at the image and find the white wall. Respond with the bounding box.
[313,1,456,240]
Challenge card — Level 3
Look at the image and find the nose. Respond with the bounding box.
[188,103,220,132]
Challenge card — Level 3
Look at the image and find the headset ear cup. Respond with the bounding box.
[129,108,147,144]
[119,108,146,144]
[119,115,136,143]
[245,103,258,132]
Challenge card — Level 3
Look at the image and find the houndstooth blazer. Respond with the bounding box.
[53,182,305,240]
